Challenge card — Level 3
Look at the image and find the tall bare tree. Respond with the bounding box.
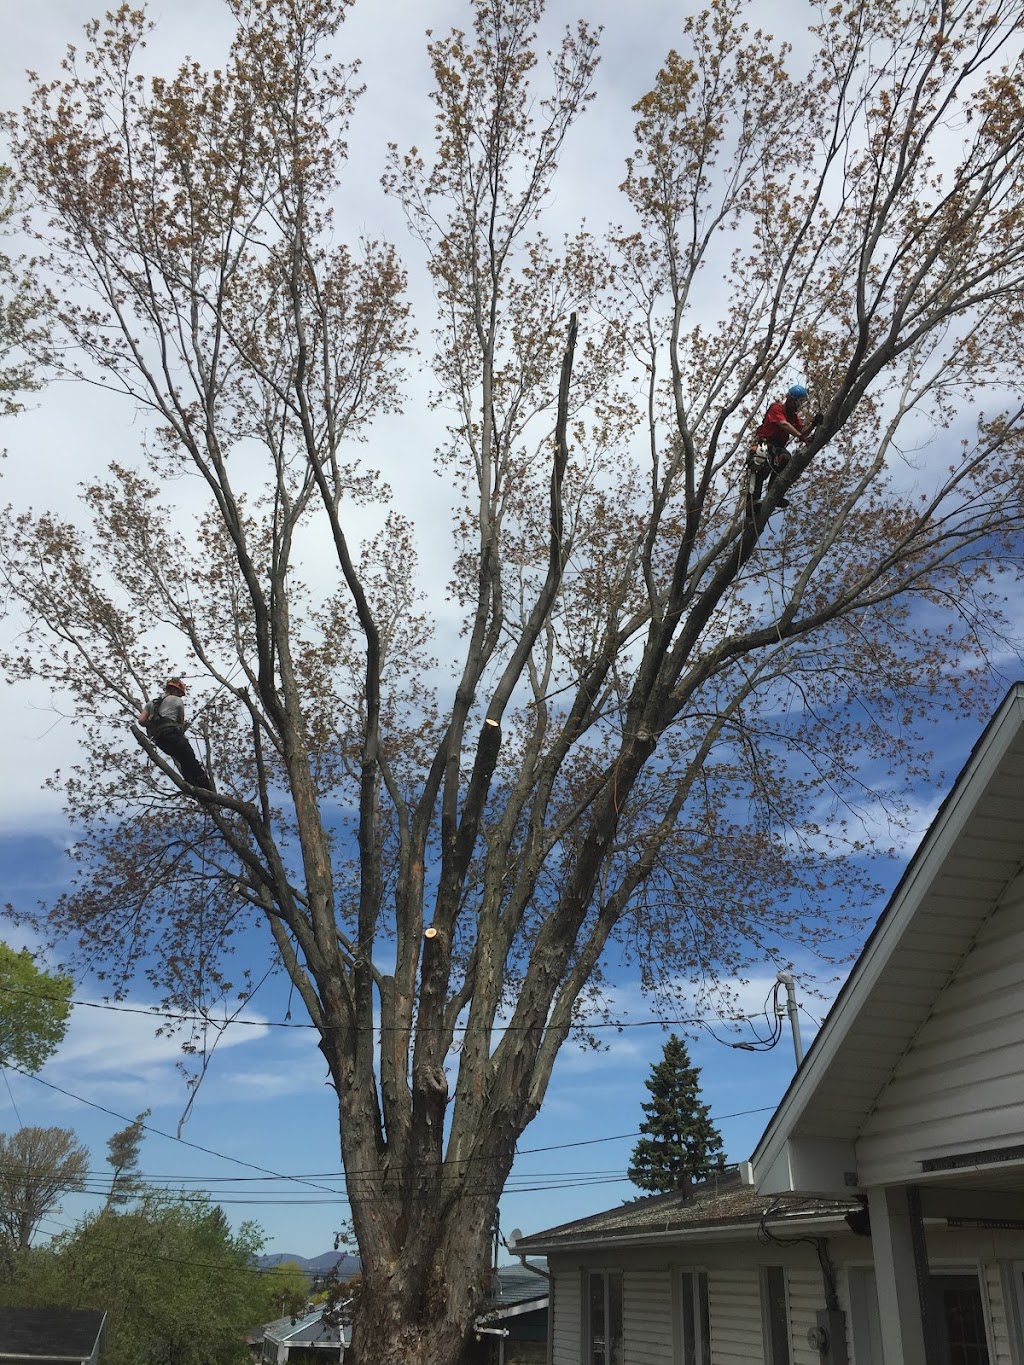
[0,1127,87,1252]
[3,0,1024,1360]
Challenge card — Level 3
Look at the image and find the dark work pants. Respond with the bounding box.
[152,726,213,791]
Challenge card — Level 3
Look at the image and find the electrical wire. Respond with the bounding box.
[0,1063,776,1193]
[1,1067,24,1128]
[514,1104,775,1156]
[728,980,784,1053]
[0,979,774,1038]
[4,1064,346,1197]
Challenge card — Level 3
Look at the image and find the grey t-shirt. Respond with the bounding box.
[149,693,184,727]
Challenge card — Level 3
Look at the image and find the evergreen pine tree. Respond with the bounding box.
[628,1035,727,1196]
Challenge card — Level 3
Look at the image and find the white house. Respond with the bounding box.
[516,682,1024,1364]
[259,1310,349,1363]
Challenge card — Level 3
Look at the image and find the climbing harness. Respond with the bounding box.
[745,443,790,511]
[744,406,824,515]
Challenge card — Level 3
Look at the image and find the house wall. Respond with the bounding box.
[787,1265,824,1365]
[857,865,1024,1185]
[547,1241,821,1365]
[623,1267,673,1365]
[551,1261,581,1365]
[546,1226,1023,1365]
[706,1264,762,1364]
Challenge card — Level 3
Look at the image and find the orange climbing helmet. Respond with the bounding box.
[166,677,186,695]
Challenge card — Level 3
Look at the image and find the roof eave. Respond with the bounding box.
[751,683,1024,1184]
[516,1210,854,1255]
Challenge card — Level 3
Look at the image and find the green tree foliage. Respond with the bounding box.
[0,1127,87,1251]
[262,1259,310,1320]
[0,1193,271,1365]
[628,1036,726,1196]
[102,1110,150,1211]
[0,944,72,1073]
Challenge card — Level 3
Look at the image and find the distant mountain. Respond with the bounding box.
[257,1251,360,1280]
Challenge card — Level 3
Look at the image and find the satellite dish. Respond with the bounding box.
[507,1228,522,1250]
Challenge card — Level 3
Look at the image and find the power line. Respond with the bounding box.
[5,1064,346,1198]
[0,979,770,1037]
[0,1062,776,1193]
[513,1104,776,1155]
[0,1067,24,1128]
[0,1103,776,1186]
[14,1176,637,1205]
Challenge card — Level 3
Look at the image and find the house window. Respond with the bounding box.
[928,1273,990,1365]
[848,1266,992,1365]
[761,1265,791,1365]
[679,1269,710,1365]
[586,1269,623,1365]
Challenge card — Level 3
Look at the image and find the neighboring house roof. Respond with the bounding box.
[750,681,1024,1192]
[261,1310,350,1350]
[488,1262,548,1307]
[0,1308,106,1363]
[478,1263,549,1331]
[516,1170,860,1252]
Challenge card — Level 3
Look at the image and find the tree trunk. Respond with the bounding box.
[346,1202,495,1365]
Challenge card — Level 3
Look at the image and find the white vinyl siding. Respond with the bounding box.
[858,866,1024,1185]
[785,1267,823,1365]
[551,1266,581,1365]
[984,1262,1013,1365]
[846,1265,882,1364]
[708,1265,763,1365]
[623,1268,673,1365]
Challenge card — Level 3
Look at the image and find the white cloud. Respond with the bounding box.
[52,998,269,1071]
[31,996,276,1127]
[220,1056,331,1100]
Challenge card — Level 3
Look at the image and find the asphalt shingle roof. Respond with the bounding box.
[516,1171,860,1250]
[0,1308,105,1361]
[489,1262,548,1306]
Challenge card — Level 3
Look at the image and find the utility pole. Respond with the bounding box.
[776,971,804,1067]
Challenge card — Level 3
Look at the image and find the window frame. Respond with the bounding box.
[583,1267,623,1365]
[674,1265,711,1365]
[928,1264,994,1365]
[759,1263,792,1365]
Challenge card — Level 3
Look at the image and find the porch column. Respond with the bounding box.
[866,1185,930,1365]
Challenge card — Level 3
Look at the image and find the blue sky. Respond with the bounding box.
[1,0,1020,1262]
[0,763,953,1257]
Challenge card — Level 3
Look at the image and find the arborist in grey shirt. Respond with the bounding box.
[138,677,214,791]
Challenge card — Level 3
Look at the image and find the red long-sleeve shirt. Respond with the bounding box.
[755,400,805,446]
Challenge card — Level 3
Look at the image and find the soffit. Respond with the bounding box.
[752,686,1024,1173]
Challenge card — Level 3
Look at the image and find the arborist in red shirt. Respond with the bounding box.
[747,384,819,510]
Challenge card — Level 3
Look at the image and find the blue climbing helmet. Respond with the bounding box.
[787,384,809,400]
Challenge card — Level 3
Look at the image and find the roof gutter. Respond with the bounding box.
[516,1211,854,1255]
